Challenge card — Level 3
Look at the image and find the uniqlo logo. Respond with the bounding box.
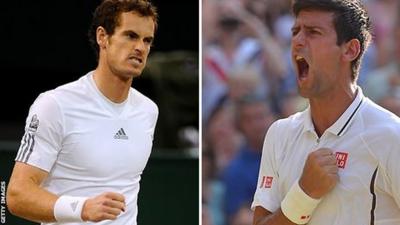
[260,176,273,188]
[335,152,349,169]
[300,215,310,220]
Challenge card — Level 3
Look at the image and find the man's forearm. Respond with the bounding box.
[7,177,58,222]
[254,208,298,225]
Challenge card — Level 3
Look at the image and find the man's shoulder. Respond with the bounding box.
[360,98,400,138]
[269,110,307,134]
[358,98,400,159]
[129,88,158,114]
[32,74,87,99]
[361,98,400,127]
[52,74,88,96]
[31,74,91,113]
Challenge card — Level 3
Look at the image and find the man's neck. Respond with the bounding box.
[309,85,357,137]
[93,67,133,103]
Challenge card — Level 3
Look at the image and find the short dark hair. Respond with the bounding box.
[293,0,372,81]
[88,0,158,60]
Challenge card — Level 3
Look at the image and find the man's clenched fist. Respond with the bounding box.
[81,192,126,222]
[299,148,339,199]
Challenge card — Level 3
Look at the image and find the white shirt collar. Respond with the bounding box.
[302,87,364,136]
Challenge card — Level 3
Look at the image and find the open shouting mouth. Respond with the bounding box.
[295,55,309,81]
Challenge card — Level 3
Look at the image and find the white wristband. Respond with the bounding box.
[281,180,321,224]
[54,196,88,222]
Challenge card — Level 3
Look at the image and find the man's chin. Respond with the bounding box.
[131,71,143,79]
[115,70,142,81]
[127,66,144,76]
[129,67,144,77]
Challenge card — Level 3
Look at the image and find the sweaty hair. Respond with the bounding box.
[293,0,372,81]
[88,0,158,60]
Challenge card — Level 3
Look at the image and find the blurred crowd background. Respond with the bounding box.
[201,0,400,225]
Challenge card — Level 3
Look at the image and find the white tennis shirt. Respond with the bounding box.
[15,71,158,225]
[252,88,400,224]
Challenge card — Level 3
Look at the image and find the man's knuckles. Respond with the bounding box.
[94,212,117,221]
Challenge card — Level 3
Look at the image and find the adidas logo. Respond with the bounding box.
[114,128,128,140]
[70,201,78,212]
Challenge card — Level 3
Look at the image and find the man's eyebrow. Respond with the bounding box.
[122,30,138,36]
[122,30,154,40]
[304,25,324,30]
[291,24,325,32]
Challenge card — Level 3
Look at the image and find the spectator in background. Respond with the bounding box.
[204,99,242,175]
[202,11,240,123]
[203,203,214,225]
[222,94,276,223]
[231,204,254,225]
[379,94,400,116]
[366,0,399,68]
[228,65,262,101]
[202,0,288,123]
[203,149,225,225]
[364,13,400,103]
[222,0,288,96]
[202,0,219,46]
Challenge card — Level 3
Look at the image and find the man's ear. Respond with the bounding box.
[96,26,108,49]
[342,39,360,62]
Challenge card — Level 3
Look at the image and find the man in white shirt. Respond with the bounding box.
[6,0,158,224]
[252,0,400,224]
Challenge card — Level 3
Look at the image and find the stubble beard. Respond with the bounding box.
[109,62,144,82]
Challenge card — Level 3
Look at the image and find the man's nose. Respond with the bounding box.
[134,40,146,53]
[292,30,306,49]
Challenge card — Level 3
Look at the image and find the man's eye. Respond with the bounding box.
[127,33,137,39]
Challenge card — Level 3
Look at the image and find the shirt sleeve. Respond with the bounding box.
[251,121,282,212]
[148,100,159,142]
[15,92,64,172]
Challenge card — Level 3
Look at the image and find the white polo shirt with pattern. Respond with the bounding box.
[15,71,158,225]
[252,88,400,224]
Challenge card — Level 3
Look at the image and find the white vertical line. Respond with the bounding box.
[198,0,203,224]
